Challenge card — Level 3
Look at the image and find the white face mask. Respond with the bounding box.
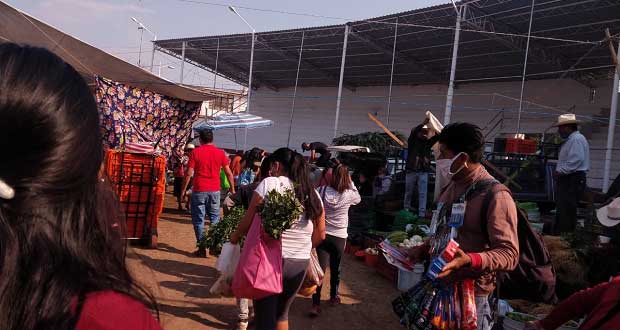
[435,158,452,190]
[436,152,467,183]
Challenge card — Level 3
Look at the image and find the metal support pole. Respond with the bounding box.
[386,18,398,128]
[444,5,464,125]
[334,24,350,139]
[150,45,156,73]
[603,40,620,192]
[138,28,144,67]
[516,0,536,134]
[213,38,220,89]
[180,41,186,84]
[244,31,255,151]
[287,31,305,148]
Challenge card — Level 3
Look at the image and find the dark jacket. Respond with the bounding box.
[406,124,439,172]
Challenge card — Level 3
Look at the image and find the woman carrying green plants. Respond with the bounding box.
[231,148,325,330]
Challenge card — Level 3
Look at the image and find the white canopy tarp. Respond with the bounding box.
[0,1,214,102]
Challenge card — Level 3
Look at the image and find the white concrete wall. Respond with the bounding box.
[211,78,619,189]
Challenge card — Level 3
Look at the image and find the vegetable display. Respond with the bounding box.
[258,189,304,239]
[505,312,538,323]
[333,131,406,155]
[198,206,245,254]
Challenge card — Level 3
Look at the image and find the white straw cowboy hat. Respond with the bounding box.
[553,113,581,127]
[185,143,195,150]
[597,197,620,227]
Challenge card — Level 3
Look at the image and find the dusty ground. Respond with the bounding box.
[128,192,402,330]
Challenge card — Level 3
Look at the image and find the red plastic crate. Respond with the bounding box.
[104,150,166,242]
[505,138,537,154]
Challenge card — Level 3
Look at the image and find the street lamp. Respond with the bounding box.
[130,17,157,71]
[158,62,175,77]
[228,6,256,151]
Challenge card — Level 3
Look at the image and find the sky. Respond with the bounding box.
[5,0,447,88]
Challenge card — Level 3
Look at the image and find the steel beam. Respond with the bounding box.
[255,35,357,91]
[348,28,444,83]
[187,41,279,91]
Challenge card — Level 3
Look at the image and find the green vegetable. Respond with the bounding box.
[198,206,245,253]
[258,189,304,240]
[387,231,408,244]
[506,312,537,323]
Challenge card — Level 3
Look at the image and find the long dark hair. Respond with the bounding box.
[0,43,157,329]
[270,148,322,220]
[330,164,352,194]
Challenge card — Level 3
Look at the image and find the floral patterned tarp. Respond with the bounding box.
[95,76,201,167]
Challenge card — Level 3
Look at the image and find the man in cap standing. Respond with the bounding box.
[553,114,590,234]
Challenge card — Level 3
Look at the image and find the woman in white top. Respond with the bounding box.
[311,163,361,316]
[231,148,325,330]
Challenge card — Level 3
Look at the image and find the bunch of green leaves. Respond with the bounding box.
[332,131,406,155]
[198,206,245,253]
[258,189,304,239]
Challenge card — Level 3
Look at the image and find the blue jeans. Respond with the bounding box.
[191,191,220,243]
[475,295,494,330]
[404,172,428,217]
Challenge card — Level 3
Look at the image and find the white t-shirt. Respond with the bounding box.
[255,176,320,260]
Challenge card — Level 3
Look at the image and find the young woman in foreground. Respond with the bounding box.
[0,43,160,330]
[231,148,326,330]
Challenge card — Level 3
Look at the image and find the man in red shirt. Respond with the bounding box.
[182,130,235,257]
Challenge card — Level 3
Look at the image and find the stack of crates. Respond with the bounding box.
[105,149,166,247]
[505,138,537,154]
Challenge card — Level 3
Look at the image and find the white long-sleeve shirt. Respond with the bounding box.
[318,184,361,238]
[557,131,590,175]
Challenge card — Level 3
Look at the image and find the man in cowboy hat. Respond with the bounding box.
[553,113,590,234]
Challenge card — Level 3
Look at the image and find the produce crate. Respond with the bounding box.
[105,149,166,247]
[505,138,537,154]
[376,253,398,285]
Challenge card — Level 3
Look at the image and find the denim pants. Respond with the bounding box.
[404,171,428,217]
[191,191,220,243]
[475,295,494,330]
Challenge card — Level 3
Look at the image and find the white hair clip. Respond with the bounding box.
[0,179,15,200]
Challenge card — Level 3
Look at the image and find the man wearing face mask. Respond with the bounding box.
[407,123,519,330]
[404,117,439,217]
[552,114,589,234]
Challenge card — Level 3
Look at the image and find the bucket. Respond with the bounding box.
[365,253,379,268]
[397,264,424,292]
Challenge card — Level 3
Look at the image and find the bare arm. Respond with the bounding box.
[312,208,326,247]
[223,165,235,194]
[180,168,194,199]
[230,191,263,244]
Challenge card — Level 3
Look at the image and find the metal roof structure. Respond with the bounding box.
[155,0,620,91]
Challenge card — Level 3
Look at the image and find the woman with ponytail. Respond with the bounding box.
[310,164,360,316]
[231,148,325,330]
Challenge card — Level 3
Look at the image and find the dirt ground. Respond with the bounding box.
[128,191,402,330]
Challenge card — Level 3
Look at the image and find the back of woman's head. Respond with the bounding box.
[0,43,155,329]
[330,164,352,194]
[270,148,322,220]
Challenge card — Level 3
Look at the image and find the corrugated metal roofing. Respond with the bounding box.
[155,0,620,90]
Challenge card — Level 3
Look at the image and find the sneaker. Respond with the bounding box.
[309,305,321,317]
[329,296,341,306]
[193,248,207,258]
[236,321,248,330]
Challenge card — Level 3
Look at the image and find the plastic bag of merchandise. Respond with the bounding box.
[210,242,241,297]
[298,249,324,297]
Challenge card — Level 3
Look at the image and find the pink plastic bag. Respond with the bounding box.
[232,213,283,299]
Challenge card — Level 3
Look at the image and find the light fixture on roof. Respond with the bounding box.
[130,17,157,71]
